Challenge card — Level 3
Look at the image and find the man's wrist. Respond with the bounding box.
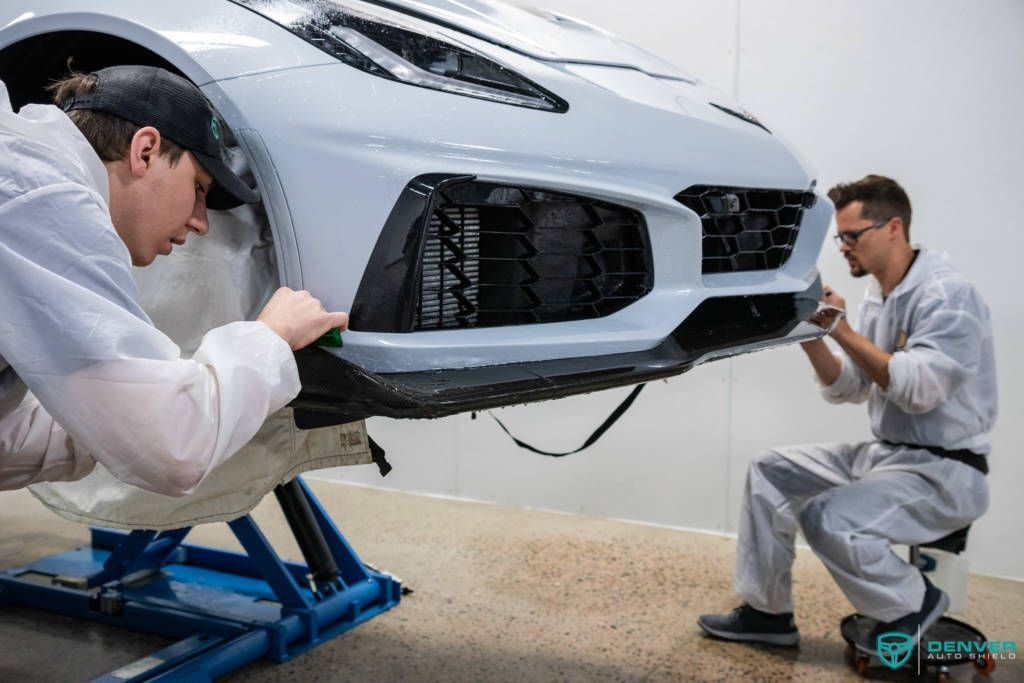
[800,338,826,352]
[829,318,853,344]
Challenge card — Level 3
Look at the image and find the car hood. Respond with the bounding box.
[365,0,693,80]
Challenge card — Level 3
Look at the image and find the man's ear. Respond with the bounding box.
[128,126,162,179]
[888,216,905,241]
[888,219,905,242]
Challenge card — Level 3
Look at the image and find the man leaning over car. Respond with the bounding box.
[697,175,996,652]
[0,65,346,496]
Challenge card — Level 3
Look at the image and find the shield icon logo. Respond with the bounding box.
[877,631,914,670]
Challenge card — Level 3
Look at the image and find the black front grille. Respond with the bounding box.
[415,182,652,329]
[674,185,816,274]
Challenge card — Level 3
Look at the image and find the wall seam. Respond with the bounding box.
[724,0,743,532]
[732,0,742,100]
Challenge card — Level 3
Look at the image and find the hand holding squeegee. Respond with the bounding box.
[256,287,348,351]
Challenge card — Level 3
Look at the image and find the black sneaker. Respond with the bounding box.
[863,574,949,655]
[697,604,800,646]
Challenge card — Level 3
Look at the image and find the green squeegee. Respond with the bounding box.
[314,328,344,348]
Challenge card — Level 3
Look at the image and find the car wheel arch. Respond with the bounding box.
[0,24,215,108]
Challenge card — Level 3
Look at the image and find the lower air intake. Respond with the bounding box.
[415,182,652,329]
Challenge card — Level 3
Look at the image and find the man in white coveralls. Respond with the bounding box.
[0,65,346,495]
[698,175,996,653]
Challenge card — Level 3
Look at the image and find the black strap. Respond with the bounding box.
[487,384,646,457]
[368,436,392,477]
[882,440,988,475]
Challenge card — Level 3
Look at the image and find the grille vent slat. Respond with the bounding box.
[674,185,816,274]
[415,183,652,330]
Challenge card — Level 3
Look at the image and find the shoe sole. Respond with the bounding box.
[697,619,800,647]
[859,590,950,655]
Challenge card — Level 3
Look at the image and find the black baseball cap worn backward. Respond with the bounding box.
[60,65,259,211]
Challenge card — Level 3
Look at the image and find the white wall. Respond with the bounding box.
[317,0,1024,581]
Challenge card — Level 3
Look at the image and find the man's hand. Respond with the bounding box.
[821,285,846,312]
[806,284,846,332]
[256,287,349,351]
[800,283,847,385]
[819,286,860,342]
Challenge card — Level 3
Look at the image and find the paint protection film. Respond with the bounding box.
[30,202,372,529]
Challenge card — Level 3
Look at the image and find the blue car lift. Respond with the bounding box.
[0,476,401,681]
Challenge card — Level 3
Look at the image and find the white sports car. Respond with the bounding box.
[0,0,833,426]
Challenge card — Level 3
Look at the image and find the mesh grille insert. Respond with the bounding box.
[415,182,652,329]
[674,185,816,274]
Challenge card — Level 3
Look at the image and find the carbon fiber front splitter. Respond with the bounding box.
[290,278,827,428]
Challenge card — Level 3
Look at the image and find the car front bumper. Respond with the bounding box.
[290,277,827,426]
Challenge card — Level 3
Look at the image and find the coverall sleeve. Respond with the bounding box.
[0,181,300,496]
[0,390,96,490]
[883,284,984,414]
[818,349,871,404]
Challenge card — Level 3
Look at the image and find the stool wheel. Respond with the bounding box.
[854,654,869,676]
[973,652,996,675]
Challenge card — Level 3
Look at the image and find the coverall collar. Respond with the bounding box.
[865,246,943,304]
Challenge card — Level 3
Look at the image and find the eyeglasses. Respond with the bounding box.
[833,218,891,247]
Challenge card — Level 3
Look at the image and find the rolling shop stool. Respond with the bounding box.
[840,526,997,681]
[0,476,401,681]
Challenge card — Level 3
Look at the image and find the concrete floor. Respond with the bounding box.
[1,479,1021,682]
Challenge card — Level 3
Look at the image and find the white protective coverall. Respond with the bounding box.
[0,82,369,516]
[734,249,997,622]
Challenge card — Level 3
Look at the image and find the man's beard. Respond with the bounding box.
[848,257,867,278]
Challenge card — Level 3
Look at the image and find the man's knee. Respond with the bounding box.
[748,447,788,479]
[747,447,813,493]
[798,493,847,551]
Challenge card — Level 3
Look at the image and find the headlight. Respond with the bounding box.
[230,0,568,112]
